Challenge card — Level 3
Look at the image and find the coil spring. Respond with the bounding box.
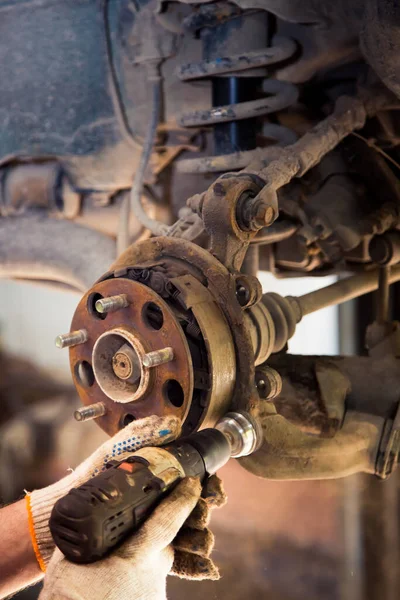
[176,35,299,175]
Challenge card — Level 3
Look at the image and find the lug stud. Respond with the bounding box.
[142,347,174,368]
[55,329,88,349]
[74,402,106,422]
[95,294,129,314]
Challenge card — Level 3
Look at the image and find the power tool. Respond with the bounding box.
[49,411,261,563]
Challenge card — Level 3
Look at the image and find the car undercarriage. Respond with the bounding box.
[1,1,400,589]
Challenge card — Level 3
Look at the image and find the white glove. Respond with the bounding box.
[39,478,202,600]
[26,415,180,570]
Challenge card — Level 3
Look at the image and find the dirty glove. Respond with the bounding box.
[26,415,180,571]
[171,474,227,581]
[39,478,202,600]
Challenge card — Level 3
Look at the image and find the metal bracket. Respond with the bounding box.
[200,173,268,271]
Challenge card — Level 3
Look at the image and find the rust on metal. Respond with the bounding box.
[177,36,296,81]
[69,277,193,436]
[105,236,260,419]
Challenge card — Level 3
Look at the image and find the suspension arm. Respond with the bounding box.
[239,409,385,480]
[249,86,400,211]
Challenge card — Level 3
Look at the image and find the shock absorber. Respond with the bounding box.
[176,7,299,175]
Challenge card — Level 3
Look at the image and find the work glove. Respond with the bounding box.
[26,415,180,570]
[26,414,227,581]
[39,478,202,600]
[171,474,227,580]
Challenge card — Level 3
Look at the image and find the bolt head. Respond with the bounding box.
[255,367,282,400]
[236,284,250,307]
[254,204,275,227]
[213,182,225,197]
[263,206,276,226]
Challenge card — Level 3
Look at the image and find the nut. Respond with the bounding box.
[254,203,276,228]
[112,343,141,383]
[263,206,276,226]
[255,366,282,400]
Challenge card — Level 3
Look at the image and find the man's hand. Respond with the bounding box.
[0,415,180,599]
[0,414,227,600]
[39,478,202,600]
[27,415,180,570]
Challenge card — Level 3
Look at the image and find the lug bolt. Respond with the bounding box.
[55,329,88,349]
[95,294,129,314]
[143,347,174,368]
[74,402,106,422]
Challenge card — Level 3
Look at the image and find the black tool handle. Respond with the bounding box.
[50,429,230,563]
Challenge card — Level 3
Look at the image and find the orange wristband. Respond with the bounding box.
[25,494,46,573]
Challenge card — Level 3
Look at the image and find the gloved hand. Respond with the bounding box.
[26,415,181,570]
[171,474,227,581]
[26,414,227,583]
[39,478,202,600]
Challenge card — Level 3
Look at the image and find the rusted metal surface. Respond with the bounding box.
[266,351,400,430]
[254,364,282,400]
[239,408,385,480]
[176,145,283,174]
[177,13,299,188]
[181,1,242,33]
[92,326,152,404]
[179,80,298,128]
[240,244,259,277]
[251,221,298,245]
[177,36,296,80]
[195,172,270,271]
[149,126,200,182]
[239,349,400,479]
[69,277,193,436]
[262,135,400,277]
[106,236,259,419]
[179,87,399,273]
[249,87,400,212]
[170,275,236,429]
[267,354,350,436]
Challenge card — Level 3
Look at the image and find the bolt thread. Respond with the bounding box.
[95,294,129,314]
[74,402,106,422]
[55,329,88,349]
[143,347,174,368]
